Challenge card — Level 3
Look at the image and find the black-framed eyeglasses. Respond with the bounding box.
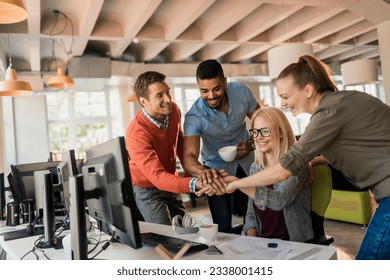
[249,127,271,138]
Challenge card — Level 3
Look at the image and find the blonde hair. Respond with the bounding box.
[251,107,296,169]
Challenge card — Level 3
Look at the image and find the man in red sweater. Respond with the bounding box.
[126,71,206,225]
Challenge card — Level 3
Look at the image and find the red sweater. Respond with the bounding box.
[125,102,192,193]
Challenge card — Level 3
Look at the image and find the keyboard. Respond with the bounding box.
[141,232,208,254]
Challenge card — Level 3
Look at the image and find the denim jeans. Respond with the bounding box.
[355,197,390,260]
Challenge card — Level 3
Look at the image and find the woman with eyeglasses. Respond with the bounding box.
[242,107,313,242]
[202,55,390,260]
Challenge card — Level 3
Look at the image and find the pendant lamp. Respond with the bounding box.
[0,0,28,24]
[341,59,378,86]
[47,67,75,89]
[0,66,32,96]
[267,43,313,80]
[0,26,32,96]
[47,10,75,89]
[127,93,137,102]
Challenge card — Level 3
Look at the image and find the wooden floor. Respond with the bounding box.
[324,219,366,260]
[185,195,366,260]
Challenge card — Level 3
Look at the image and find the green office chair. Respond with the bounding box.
[309,164,335,245]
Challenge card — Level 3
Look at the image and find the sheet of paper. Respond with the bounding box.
[288,247,323,260]
[219,236,298,260]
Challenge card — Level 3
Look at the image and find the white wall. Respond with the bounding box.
[2,95,50,172]
[378,20,390,104]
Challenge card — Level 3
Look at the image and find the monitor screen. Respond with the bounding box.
[82,136,142,249]
[57,150,84,213]
[10,161,61,203]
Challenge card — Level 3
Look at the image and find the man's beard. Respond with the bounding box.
[206,96,223,109]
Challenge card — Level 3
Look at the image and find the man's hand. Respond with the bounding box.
[198,168,227,194]
[195,175,239,197]
[236,139,254,160]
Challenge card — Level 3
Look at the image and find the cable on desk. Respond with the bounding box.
[17,215,78,260]
[88,231,115,260]
[86,220,112,255]
[20,248,39,260]
[33,236,51,260]
[19,235,49,260]
[87,227,103,254]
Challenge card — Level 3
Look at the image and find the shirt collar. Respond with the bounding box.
[142,108,169,130]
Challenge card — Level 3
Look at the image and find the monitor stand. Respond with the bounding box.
[0,173,5,221]
[3,173,61,246]
[41,172,56,247]
[69,174,88,260]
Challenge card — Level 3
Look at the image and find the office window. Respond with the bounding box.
[174,85,199,125]
[345,83,385,102]
[46,89,122,159]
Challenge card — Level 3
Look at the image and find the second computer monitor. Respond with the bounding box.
[57,150,83,213]
[10,161,61,203]
[82,136,142,249]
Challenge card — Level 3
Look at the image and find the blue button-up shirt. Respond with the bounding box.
[184,81,258,176]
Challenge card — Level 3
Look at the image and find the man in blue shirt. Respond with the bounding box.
[183,59,260,233]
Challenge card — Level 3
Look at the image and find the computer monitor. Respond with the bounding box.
[57,150,84,213]
[4,161,62,242]
[10,161,61,212]
[82,136,142,249]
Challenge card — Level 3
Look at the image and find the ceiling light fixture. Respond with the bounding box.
[127,94,137,102]
[341,38,378,86]
[267,43,314,80]
[47,10,75,89]
[341,59,378,86]
[47,67,75,89]
[0,0,28,24]
[0,25,32,96]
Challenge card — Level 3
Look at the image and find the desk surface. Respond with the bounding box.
[0,221,337,260]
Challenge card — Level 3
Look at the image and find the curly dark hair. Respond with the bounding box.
[196,59,224,81]
[133,71,166,102]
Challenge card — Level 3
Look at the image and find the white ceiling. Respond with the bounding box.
[1,0,390,77]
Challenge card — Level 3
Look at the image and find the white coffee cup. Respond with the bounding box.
[199,223,218,244]
[218,146,237,162]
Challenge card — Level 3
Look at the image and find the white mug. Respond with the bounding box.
[199,224,218,244]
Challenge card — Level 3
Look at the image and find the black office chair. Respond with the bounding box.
[308,164,335,245]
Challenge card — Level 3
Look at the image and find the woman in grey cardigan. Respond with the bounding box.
[218,55,390,260]
[242,107,313,242]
